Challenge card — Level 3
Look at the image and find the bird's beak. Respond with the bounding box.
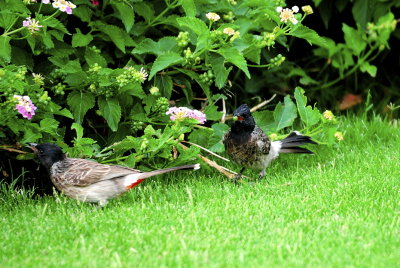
[27,143,38,153]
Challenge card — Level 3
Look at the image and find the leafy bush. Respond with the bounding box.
[0,0,346,176]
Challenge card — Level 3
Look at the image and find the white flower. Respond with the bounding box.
[223,27,236,36]
[276,6,283,13]
[206,12,220,22]
[292,6,299,13]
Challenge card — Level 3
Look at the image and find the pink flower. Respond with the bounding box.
[42,0,50,3]
[91,0,99,6]
[14,95,37,120]
[166,107,206,124]
[22,17,43,33]
[52,0,76,14]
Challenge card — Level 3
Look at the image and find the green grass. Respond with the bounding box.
[1,117,399,267]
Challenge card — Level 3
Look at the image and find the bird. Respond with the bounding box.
[223,104,317,181]
[29,143,200,206]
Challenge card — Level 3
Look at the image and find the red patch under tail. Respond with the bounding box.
[127,179,145,189]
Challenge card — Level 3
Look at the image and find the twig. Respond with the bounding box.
[180,141,230,162]
[221,97,227,123]
[225,94,277,120]
[250,94,277,112]
[179,143,251,180]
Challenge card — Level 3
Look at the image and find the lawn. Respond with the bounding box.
[1,117,399,267]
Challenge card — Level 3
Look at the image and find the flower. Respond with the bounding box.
[223,27,236,36]
[206,12,220,22]
[323,110,334,121]
[91,0,99,6]
[301,5,313,15]
[335,131,344,141]
[132,67,148,83]
[32,73,45,86]
[166,107,206,124]
[42,0,50,3]
[52,0,76,14]
[277,7,298,24]
[22,17,43,34]
[13,95,37,120]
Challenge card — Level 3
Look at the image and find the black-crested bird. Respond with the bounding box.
[223,104,317,181]
[29,143,200,206]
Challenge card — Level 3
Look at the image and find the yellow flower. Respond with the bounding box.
[323,110,334,121]
[302,5,314,15]
[335,131,344,141]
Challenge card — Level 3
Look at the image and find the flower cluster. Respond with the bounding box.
[32,73,44,86]
[13,95,37,120]
[335,131,344,141]
[206,12,220,22]
[52,0,76,14]
[323,110,335,121]
[22,17,43,34]
[276,6,299,24]
[166,107,206,124]
[116,67,148,87]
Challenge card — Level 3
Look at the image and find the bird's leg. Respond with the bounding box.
[257,169,266,181]
[233,167,245,184]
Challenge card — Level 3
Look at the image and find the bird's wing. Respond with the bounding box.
[54,158,142,186]
[251,127,271,154]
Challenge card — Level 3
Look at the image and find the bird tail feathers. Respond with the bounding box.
[279,131,317,154]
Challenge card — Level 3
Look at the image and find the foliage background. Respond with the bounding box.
[0,0,399,192]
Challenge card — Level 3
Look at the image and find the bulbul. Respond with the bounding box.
[223,104,317,181]
[29,143,200,206]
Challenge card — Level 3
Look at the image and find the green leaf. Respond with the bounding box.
[71,123,84,139]
[98,97,121,132]
[175,68,211,100]
[120,83,146,98]
[289,25,327,47]
[155,75,173,99]
[67,91,95,124]
[273,96,298,131]
[210,55,232,89]
[40,118,59,134]
[113,2,135,32]
[176,17,208,36]
[132,37,178,56]
[61,60,82,74]
[216,47,250,78]
[253,110,275,134]
[342,23,366,56]
[360,62,377,77]
[149,52,183,80]
[98,24,127,53]
[72,30,93,47]
[21,128,42,144]
[85,47,107,67]
[376,12,395,47]
[180,0,196,17]
[352,0,370,29]
[294,87,320,127]
[204,104,223,121]
[41,16,69,34]
[0,36,11,63]
[132,2,155,22]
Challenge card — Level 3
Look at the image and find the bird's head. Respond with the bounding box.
[232,104,255,132]
[28,143,66,170]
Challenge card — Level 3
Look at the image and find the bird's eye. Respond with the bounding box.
[39,149,44,154]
